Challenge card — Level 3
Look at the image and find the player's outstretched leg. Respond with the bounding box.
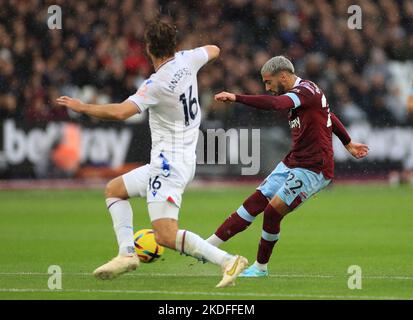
[206,191,269,247]
[240,195,290,277]
[150,202,248,288]
[93,177,140,280]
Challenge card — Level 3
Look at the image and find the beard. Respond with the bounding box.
[276,83,287,95]
[270,83,287,95]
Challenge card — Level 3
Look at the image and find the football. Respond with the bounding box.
[134,229,164,263]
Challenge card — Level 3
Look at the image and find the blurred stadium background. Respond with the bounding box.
[0,0,413,185]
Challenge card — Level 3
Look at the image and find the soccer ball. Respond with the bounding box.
[133,229,164,263]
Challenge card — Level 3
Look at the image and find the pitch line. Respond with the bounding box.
[0,288,411,300]
[0,272,413,281]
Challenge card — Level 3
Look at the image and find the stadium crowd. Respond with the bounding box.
[0,0,412,127]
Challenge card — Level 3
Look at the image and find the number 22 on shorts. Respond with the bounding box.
[286,172,303,195]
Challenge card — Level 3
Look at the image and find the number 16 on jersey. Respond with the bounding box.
[179,85,198,126]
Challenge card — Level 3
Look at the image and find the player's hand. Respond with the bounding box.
[214,91,236,103]
[345,141,369,159]
[56,96,85,113]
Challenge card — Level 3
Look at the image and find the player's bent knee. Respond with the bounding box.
[154,230,176,249]
[269,196,291,216]
[151,215,179,249]
[105,177,128,199]
[243,190,269,216]
[105,181,113,198]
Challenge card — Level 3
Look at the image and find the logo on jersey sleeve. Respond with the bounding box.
[136,80,154,100]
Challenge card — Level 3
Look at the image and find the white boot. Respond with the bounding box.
[216,255,248,288]
[93,255,140,280]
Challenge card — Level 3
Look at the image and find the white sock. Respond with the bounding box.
[206,234,224,247]
[253,261,268,271]
[176,230,232,266]
[106,198,135,256]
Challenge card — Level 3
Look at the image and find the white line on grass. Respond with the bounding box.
[0,288,411,300]
[0,272,413,280]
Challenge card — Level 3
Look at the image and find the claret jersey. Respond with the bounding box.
[283,77,335,179]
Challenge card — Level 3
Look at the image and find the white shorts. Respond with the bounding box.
[122,151,196,221]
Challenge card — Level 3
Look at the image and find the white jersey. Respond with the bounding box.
[127,47,209,164]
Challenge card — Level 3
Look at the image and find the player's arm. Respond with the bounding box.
[331,112,351,145]
[56,96,140,120]
[214,92,294,110]
[331,112,369,159]
[186,45,220,71]
[202,45,220,63]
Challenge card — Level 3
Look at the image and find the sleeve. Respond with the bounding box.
[127,79,158,112]
[284,82,316,109]
[181,47,209,72]
[234,81,317,111]
[235,94,294,110]
[331,112,351,145]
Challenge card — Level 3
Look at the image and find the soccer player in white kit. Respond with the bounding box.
[57,21,247,288]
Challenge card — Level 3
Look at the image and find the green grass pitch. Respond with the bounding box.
[0,184,412,300]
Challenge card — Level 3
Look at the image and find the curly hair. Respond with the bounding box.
[144,20,177,58]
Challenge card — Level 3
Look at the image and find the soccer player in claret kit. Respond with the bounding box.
[206,56,369,277]
[57,20,248,288]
